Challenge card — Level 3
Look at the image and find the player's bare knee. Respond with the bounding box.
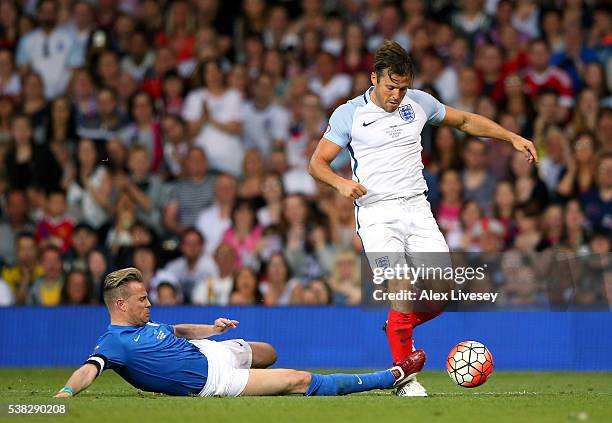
[250,342,278,368]
[264,344,278,367]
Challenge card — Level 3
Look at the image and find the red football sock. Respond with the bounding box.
[386,310,416,364]
[413,311,442,327]
[387,310,443,364]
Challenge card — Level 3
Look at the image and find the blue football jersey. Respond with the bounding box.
[86,322,208,396]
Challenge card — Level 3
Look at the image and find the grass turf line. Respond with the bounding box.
[1,369,611,423]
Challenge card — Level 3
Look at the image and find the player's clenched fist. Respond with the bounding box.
[213,317,239,334]
[336,179,367,200]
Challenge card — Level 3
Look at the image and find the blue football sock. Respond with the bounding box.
[305,370,396,396]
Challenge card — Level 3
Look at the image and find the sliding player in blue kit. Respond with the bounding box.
[54,267,425,398]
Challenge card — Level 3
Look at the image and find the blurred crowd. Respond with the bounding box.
[0,0,610,307]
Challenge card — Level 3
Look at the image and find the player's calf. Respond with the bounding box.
[242,350,425,397]
[241,369,311,396]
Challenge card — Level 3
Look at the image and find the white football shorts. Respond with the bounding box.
[356,193,450,270]
[190,338,252,397]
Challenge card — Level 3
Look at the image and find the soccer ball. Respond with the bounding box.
[446,341,494,388]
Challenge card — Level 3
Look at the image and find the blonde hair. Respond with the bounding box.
[103,267,143,307]
[329,250,360,286]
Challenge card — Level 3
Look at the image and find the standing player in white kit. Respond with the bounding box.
[308,41,537,397]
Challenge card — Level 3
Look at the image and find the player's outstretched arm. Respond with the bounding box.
[309,138,367,200]
[441,106,538,163]
[174,318,239,339]
[53,363,98,398]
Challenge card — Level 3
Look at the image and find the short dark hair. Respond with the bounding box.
[374,40,414,81]
[157,282,177,295]
[162,112,185,126]
[5,188,27,203]
[97,85,118,100]
[195,59,226,89]
[47,188,66,198]
[182,227,204,244]
[599,107,612,120]
[537,87,559,100]
[598,151,612,167]
[264,252,293,281]
[515,202,541,218]
[73,222,95,234]
[128,90,155,121]
[230,198,256,227]
[528,37,549,51]
[38,0,57,12]
[61,269,91,305]
[15,231,36,244]
[41,245,62,260]
[464,137,488,153]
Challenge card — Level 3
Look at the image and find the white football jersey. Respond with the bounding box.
[324,87,446,206]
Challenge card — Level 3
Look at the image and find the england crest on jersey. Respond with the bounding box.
[398,104,415,122]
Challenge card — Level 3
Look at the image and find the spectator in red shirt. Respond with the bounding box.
[35,189,75,253]
[498,25,529,84]
[475,44,504,99]
[141,46,177,100]
[155,0,196,64]
[523,39,573,118]
[338,23,373,76]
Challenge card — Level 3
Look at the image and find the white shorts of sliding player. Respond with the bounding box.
[190,338,253,397]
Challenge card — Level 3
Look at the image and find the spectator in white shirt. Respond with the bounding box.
[242,73,290,159]
[257,174,285,227]
[539,126,569,195]
[283,138,318,196]
[182,59,244,177]
[0,48,20,97]
[262,5,299,51]
[192,242,238,305]
[121,30,155,82]
[196,174,238,255]
[512,0,540,39]
[16,0,75,99]
[417,49,459,105]
[0,277,15,306]
[161,228,217,303]
[309,52,352,112]
[65,1,95,68]
[321,12,344,57]
[149,270,183,305]
[286,92,327,169]
[451,0,493,42]
[160,114,190,179]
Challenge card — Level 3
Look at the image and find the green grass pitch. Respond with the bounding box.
[1,369,611,423]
